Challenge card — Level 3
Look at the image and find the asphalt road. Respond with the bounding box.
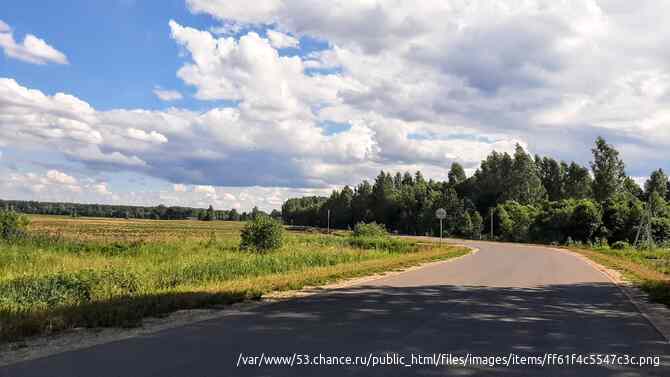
[2,241,669,376]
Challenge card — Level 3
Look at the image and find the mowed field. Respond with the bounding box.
[0,215,467,342]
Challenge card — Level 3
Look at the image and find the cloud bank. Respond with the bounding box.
[3,1,670,209]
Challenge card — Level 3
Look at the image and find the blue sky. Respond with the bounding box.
[1,1,669,210]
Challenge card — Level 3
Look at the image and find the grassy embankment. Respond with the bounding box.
[570,246,670,306]
[0,215,468,342]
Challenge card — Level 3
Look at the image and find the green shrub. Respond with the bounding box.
[0,209,30,241]
[240,216,284,252]
[352,222,388,238]
[611,241,630,250]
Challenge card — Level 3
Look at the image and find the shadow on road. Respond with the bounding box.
[3,282,669,376]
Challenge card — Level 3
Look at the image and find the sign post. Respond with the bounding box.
[435,208,447,243]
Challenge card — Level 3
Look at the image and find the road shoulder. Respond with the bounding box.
[561,248,670,343]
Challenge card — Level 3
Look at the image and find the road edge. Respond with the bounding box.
[559,248,670,344]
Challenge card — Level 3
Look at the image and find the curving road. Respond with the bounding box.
[2,241,669,376]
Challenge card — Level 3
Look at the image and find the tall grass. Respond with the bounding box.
[0,216,466,342]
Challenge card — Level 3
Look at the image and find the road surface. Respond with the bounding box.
[2,241,669,376]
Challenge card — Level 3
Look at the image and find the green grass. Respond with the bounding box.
[0,216,468,342]
[571,246,670,307]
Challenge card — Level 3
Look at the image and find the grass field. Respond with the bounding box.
[572,247,670,307]
[0,215,468,342]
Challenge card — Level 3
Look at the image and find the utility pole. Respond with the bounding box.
[435,208,446,244]
[490,207,494,241]
[439,218,443,244]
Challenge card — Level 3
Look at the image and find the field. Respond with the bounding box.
[0,216,467,342]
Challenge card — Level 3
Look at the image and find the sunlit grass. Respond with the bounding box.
[0,216,467,342]
[572,247,670,307]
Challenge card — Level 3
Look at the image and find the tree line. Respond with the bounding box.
[0,200,281,222]
[282,137,670,245]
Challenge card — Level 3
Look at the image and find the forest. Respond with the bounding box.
[0,200,280,222]
[282,137,670,246]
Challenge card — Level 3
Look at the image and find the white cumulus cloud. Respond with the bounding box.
[0,20,68,65]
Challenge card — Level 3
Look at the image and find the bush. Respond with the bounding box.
[611,241,630,250]
[352,222,388,238]
[0,209,30,241]
[239,216,284,252]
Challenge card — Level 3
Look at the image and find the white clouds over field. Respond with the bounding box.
[3,1,670,209]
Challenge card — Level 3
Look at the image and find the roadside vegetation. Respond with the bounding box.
[0,215,467,342]
[570,245,670,307]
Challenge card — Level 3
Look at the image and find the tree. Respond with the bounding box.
[591,137,626,203]
[352,181,374,225]
[206,205,215,221]
[538,157,564,201]
[645,169,668,199]
[470,211,483,239]
[448,162,466,186]
[457,211,473,238]
[505,144,546,204]
[496,205,513,240]
[570,200,602,242]
[564,162,592,199]
[472,151,514,211]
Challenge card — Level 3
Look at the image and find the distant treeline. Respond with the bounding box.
[282,137,670,245]
[1,200,281,222]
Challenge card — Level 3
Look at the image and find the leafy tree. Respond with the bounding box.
[602,193,643,242]
[530,200,575,243]
[538,157,565,201]
[505,145,546,204]
[645,169,668,199]
[591,137,626,203]
[498,201,537,242]
[448,162,467,186]
[472,151,514,212]
[564,162,593,199]
[470,211,483,239]
[372,171,398,227]
[457,211,473,238]
[438,187,465,236]
[352,181,374,225]
[623,177,643,199]
[495,205,513,240]
[570,200,602,242]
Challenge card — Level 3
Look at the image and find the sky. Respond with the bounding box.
[1,0,669,211]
